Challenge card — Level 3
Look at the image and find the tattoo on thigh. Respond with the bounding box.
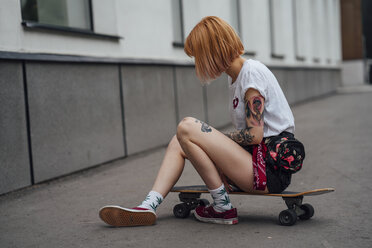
[194,119,212,133]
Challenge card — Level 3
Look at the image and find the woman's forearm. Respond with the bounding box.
[225,127,261,146]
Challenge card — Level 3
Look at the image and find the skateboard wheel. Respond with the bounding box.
[173,203,191,218]
[199,199,210,206]
[299,203,314,220]
[279,209,297,226]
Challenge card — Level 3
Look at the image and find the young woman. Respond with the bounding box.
[99,16,296,226]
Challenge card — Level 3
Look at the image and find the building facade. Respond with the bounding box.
[0,0,342,194]
[340,0,372,85]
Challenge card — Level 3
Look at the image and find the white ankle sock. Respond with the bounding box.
[138,191,164,212]
[209,184,233,212]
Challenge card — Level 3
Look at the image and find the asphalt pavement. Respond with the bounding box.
[1,85,372,248]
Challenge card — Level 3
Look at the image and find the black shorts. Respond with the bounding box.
[266,164,291,193]
[264,131,293,193]
[242,131,293,193]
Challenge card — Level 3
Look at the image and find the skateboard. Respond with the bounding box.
[170,185,334,226]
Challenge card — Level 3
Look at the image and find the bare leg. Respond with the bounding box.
[99,117,266,227]
[151,135,187,197]
[177,117,268,193]
[99,136,188,227]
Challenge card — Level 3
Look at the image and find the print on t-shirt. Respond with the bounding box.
[233,97,239,109]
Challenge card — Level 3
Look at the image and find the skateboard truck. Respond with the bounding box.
[279,195,314,226]
[173,192,210,218]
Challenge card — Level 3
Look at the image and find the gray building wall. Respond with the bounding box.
[122,65,177,155]
[0,61,31,194]
[0,57,341,194]
[26,62,125,183]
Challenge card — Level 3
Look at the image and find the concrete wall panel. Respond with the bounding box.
[292,70,306,103]
[0,61,31,194]
[333,70,342,89]
[27,63,125,183]
[271,68,290,101]
[311,70,323,98]
[293,70,305,103]
[206,75,231,128]
[285,70,298,104]
[122,65,176,155]
[174,67,205,122]
[271,68,341,104]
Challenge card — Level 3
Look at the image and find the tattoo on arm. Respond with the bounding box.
[195,119,212,133]
[225,94,263,145]
[225,127,255,146]
[245,96,264,126]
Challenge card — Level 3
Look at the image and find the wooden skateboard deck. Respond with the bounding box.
[170,185,334,226]
[171,185,334,197]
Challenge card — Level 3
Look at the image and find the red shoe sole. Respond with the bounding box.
[194,212,238,225]
[99,206,156,227]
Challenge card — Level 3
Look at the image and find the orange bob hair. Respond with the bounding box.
[184,16,244,83]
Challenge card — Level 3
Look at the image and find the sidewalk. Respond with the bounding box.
[1,88,372,248]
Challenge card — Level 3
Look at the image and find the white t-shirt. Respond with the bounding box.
[228,59,295,137]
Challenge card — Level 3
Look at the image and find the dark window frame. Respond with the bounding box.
[236,0,256,57]
[292,0,306,62]
[20,0,121,40]
[172,0,185,48]
[269,0,285,60]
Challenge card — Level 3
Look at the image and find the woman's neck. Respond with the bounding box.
[225,57,246,83]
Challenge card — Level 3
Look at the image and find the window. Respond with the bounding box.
[293,0,306,61]
[175,0,240,48]
[269,0,286,59]
[21,0,93,31]
[238,0,261,57]
[172,0,185,47]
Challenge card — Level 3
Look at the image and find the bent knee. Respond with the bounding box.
[176,117,195,142]
[179,116,195,125]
